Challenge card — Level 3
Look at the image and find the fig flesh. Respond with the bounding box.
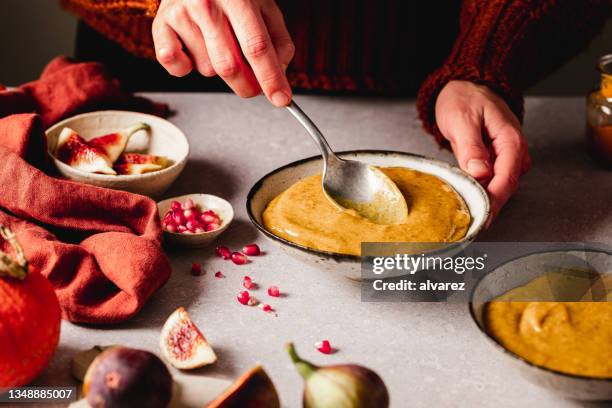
[114,163,163,175]
[207,365,280,408]
[55,127,115,175]
[160,307,217,369]
[83,346,172,408]
[89,123,150,162]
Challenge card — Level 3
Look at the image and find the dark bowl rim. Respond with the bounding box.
[468,247,612,383]
[246,149,490,262]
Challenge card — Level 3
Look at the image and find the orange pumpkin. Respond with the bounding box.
[0,226,61,388]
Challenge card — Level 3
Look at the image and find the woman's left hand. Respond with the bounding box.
[435,80,531,224]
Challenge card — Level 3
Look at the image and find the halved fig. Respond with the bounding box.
[116,152,169,167]
[207,365,280,408]
[114,163,163,175]
[89,123,150,162]
[55,127,115,175]
[160,307,217,369]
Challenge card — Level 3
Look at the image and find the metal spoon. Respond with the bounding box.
[286,100,408,225]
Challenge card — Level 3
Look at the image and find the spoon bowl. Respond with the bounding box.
[286,101,408,224]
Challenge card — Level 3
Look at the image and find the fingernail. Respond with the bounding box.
[467,159,490,179]
[271,91,290,107]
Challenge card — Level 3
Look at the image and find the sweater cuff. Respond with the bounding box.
[60,0,160,17]
[416,64,524,148]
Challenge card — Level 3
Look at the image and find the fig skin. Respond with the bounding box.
[287,343,389,408]
[207,365,280,408]
[83,347,172,408]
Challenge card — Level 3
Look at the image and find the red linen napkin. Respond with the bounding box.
[0,57,171,324]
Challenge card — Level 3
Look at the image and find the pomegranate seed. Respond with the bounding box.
[243,276,254,289]
[183,209,197,221]
[215,246,231,259]
[190,263,202,276]
[172,211,185,225]
[267,286,280,297]
[171,200,182,211]
[163,211,173,222]
[177,225,188,233]
[205,223,221,232]
[201,210,221,224]
[186,220,199,232]
[214,271,225,278]
[165,223,177,233]
[237,290,250,305]
[182,198,196,210]
[231,252,248,265]
[315,340,332,354]
[194,227,205,234]
[247,295,259,306]
[262,304,273,312]
[242,244,261,256]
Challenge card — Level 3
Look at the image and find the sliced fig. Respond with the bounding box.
[207,365,280,408]
[160,307,217,369]
[116,152,169,167]
[55,127,115,175]
[89,123,150,162]
[83,346,172,408]
[113,163,163,175]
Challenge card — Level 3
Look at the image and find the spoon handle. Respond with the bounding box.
[286,100,338,164]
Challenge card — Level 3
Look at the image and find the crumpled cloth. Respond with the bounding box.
[0,57,171,324]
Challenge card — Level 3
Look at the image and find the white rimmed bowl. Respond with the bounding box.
[158,194,234,248]
[46,110,189,198]
[247,150,490,280]
[469,249,612,400]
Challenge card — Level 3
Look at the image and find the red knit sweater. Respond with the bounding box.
[62,0,610,144]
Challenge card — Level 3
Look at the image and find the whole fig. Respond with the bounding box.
[287,343,389,408]
[83,346,172,408]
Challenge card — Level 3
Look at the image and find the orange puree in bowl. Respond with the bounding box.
[262,167,471,256]
[485,272,612,378]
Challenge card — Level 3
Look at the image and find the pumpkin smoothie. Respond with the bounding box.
[485,271,612,378]
[262,167,471,255]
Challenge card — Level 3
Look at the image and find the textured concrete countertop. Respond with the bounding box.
[34,94,611,407]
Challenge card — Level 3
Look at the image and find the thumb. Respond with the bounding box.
[442,114,491,181]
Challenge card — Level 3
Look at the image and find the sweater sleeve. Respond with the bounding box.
[60,0,160,17]
[416,0,611,147]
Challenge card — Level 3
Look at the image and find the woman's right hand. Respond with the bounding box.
[152,0,295,107]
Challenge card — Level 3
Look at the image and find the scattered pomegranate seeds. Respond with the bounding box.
[215,246,231,260]
[237,291,250,305]
[214,271,225,279]
[243,276,254,289]
[267,286,280,297]
[190,263,203,276]
[162,200,222,235]
[315,340,332,354]
[242,244,261,256]
[231,252,248,265]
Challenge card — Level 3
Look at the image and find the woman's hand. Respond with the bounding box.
[152,0,295,106]
[435,80,531,223]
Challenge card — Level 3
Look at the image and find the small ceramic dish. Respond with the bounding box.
[246,150,490,280]
[46,110,189,198]
[158,194,234,248]
[469,249,612,400]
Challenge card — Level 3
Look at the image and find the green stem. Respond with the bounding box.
[286,342,318,379]
[0,225,28,280]
[123,122,150,138]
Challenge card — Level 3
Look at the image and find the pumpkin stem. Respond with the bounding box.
[0,225,28,280]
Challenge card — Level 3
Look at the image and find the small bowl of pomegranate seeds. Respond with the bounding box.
[157,194,234,248]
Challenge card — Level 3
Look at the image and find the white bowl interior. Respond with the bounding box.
[249,151,489,241]
[46,110,189,180]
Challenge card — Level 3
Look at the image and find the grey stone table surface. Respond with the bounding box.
[34,94,611,408]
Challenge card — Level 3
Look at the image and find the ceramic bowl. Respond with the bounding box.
[469,249,612,400]
[246,150,490,280]
[158,194,234,248]
[46,110,189,198]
